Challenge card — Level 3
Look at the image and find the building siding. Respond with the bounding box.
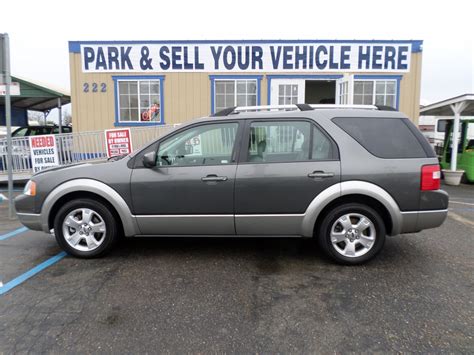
[69,51,422,132]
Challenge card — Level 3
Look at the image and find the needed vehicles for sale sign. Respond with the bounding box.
[29,135,59,173]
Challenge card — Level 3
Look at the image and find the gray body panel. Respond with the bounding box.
[14,108,449,239]
[130,164,237,234]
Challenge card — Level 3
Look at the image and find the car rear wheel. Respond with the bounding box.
[318,203,386,265]
[54,198,118,258]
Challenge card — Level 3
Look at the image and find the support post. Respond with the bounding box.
[450,101,468,172]
[1,34,14,219]
[57,97,62,133]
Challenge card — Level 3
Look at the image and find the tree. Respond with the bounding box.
[62,112,72,126]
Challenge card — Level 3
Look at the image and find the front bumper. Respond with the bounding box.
[16,212,44,231]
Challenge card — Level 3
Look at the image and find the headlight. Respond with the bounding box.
[23,180,36,196]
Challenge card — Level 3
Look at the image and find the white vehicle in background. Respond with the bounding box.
[419,116,474,155]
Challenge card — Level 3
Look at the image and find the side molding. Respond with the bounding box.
[40,179,139,236]
[301,181,402,237]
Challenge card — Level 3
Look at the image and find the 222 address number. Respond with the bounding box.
[83,83,107,93]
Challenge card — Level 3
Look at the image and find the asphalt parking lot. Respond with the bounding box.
[0,184,473,353]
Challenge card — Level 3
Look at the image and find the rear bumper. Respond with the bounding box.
[16,212,44,232]
[399,209,448,234]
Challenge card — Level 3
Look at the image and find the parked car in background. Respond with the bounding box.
[11,125,72,137]
[0,125,73,172]
[15,105,448,265]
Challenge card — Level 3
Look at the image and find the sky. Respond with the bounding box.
[1,0,473,119]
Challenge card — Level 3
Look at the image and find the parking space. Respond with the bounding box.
[0,184,473,353]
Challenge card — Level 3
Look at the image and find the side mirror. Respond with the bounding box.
[143,151,157,168]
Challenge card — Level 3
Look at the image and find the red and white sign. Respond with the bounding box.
[104,128,133,158]
[29,135,59,173]
[0,82,21,96]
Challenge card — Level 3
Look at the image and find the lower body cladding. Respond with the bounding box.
[134,210,448,237]
[16,209,448,237]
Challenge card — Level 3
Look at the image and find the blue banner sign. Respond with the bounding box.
[80,42,412,73]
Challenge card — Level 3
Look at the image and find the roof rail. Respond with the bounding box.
[212,103,380,116]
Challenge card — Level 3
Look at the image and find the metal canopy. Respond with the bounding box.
[420,94,474,172]
[420,94,474,116]
[0,76,70,111]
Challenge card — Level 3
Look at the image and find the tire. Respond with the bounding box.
[53,198,118,258]
[317,203,386,265]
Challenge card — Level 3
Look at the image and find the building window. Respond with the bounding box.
[354,79,397,108]
[278,84,299,105]
[215,79,257,112]
[210,76,262,113]
[113,76,165,126]
[338,81,349,105]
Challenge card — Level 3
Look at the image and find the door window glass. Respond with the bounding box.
[157,123,238,166]
[312,126,333,160]
[247,121,311,162]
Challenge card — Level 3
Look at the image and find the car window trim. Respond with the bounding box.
[238,117,339,165]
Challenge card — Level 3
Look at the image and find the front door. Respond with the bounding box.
[335,74,354,105]
[131,121,241,235]
[234,119,341,235]
[270,79,305,106]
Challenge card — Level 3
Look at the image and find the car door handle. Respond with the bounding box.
[201,175,228,182]
[308,171,335,178]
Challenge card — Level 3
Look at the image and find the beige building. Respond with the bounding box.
[68,40,423,132]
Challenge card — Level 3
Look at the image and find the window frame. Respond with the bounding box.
[112,75,165,127]
[238,117,339,165]
[210,75,262,114]
[353,75,402,110]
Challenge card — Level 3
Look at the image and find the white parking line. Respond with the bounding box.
[448,211,474,228]
[450,200,474,207]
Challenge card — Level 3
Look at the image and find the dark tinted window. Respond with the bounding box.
[332,117,427,159]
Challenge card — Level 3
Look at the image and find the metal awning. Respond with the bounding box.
[0,76,70,112]
[420,94,474,116]
[420,94,474,172]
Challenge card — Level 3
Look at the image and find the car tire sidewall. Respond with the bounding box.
[318,203,386,265]
[54,198,118,258]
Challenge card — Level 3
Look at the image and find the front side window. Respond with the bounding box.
[246,121,333,163]
[354,80,397,108]
[118,79,162,123]
[214,79,257,112]
[157,122,238,166]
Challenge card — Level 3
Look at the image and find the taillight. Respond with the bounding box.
[421,165,441,191]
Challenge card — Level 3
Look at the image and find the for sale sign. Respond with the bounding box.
[29,135,59,173]
[104,128,133,158]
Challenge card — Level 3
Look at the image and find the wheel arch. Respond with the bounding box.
[301,181,402,237]
[40,179,139,236]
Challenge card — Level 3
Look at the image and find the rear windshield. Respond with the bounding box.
[332,117,428,159]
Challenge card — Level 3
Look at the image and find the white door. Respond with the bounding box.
[270,79,305,106]
[336,74,354,105]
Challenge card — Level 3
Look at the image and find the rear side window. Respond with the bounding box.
[332,117,427,159]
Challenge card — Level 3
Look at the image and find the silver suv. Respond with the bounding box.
[14,105,449,264]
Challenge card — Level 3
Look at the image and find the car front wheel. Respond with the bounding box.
[318,203,386,265]
[54,198,118,258]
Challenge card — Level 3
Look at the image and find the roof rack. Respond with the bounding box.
[212,104,381,116]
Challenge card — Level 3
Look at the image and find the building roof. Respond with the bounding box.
[0,76,70,112]
[419,94,474,116]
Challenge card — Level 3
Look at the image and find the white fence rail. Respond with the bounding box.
[0,125,176,174]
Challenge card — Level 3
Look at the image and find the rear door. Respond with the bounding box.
[234,118,341,235]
